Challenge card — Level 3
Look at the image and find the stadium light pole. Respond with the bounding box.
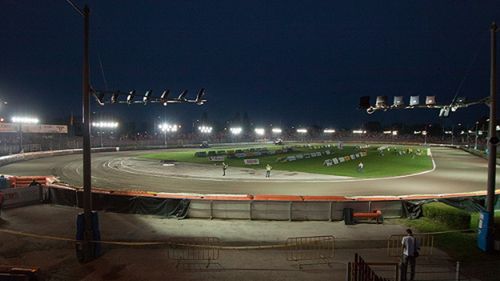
[12,116,40,153]
[92,122,118,147]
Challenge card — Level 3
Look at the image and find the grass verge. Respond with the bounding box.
[398,209,500,261]
[141,144,433,178]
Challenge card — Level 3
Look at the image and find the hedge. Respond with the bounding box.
[423,202,471,230]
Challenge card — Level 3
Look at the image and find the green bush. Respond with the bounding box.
[423,202,471,229]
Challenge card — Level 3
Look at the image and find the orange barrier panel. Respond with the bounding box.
[47,184,500,202]
[351,196,400,202]
[252,195,304,201]
[302,196,351,202]
[10,176,48,188]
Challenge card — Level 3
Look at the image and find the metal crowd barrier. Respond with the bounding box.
[167,237,222,271]
[286,235,335,269]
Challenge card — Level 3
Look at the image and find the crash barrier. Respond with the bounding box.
[286,235,335,269]
[167,237,221,270]
[0,147,117,167]
[188,199,402,221]
[5,183,500,223]
[347,253,395,281]
[0,265,42,281]
[387,234,434,257]
[0,186,41,209]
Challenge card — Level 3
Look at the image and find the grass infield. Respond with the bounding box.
[141,143,433,178]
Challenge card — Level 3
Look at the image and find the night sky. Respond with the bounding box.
[2,1,500,130]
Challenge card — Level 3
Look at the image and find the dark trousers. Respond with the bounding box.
[266,171,270,177]
[223,169,226,176]
[401,255,416,281]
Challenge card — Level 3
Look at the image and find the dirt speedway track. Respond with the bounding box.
[0,146,498,196]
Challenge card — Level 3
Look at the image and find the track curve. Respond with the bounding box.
[0,146,497,196]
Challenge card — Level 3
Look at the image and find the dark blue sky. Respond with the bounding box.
[1,1,500,129]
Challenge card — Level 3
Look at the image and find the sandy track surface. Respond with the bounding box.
[0,147,497,196]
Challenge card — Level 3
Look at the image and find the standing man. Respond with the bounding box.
[357,162,364,173]
[222,162,228,176]
[401,228,420,281]
[266,164,272,178]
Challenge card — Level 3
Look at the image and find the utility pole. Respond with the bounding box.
[81,5,94,262]
[485,22,498,252]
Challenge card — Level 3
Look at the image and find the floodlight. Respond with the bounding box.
[92,121,118,129]
[375,96,388,108]
[12,116,39,124]
[177,89,188,101]
[352,130,366,134]
[159,123,178,133]
[230,127,242,135]
[323,129,335,133]
[198,125,213,134]
[160,90,170,106]
[296,128,308,134]
[111,92,119,104]
[439,107,450,117]
[383,131,392,134]
[359,96,370,109]
[409,96,420,106]
[255,128,265,136]
[127,90,136,104]
[392,131,398,136]
[272,128,282,134]
[143,90,152,105]
[456,97,466,104]
[96,92,105,105]
[425,96,436,106]
[393,96,404,107]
